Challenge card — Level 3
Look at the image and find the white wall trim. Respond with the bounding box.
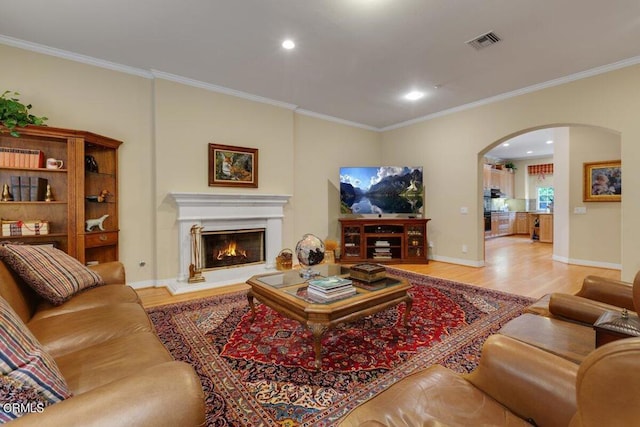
[295,108,379,132]
[381,55,640,132]
[552,254,621,270]
[430,255,486,268]
[151,70,298,111]
[4,34,639,133]
[0,34,154,79]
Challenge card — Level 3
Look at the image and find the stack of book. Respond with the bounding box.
[373,240,392,260]
[9,176,48,201]
[0,147,45,168]
[307,276,356,302]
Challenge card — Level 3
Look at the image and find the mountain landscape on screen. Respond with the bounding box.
[340,166,423,215]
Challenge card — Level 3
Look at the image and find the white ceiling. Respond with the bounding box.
[1,1,640,130]
[486,128,556,160]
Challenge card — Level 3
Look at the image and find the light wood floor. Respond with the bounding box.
[138,235,621,308]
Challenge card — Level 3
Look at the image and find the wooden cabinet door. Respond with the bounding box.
[516,213,529,234]
[539,215,553,243]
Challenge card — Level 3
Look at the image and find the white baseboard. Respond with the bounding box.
[430,255,485,268]
[553,255,621,270]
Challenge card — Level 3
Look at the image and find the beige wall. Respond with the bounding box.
[153,79,297,281]
[292,114,380,245]
[0,44,155,283]
[568,126,621,266]
[3,42,640,282]
[381,64,640,280]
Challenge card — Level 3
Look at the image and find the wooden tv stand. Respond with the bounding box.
[339,218,430,264]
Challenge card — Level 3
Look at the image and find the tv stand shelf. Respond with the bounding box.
[339,218,430,264]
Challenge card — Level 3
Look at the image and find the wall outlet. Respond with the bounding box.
[460,206,468,214]
[428,241,434,248]
[462,244,468,253]
[574,206,587,214]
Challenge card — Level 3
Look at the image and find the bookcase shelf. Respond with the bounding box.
[1,125,122,264]
[339,218,430,264]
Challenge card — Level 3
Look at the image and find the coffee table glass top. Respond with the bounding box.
[255,264,350,288]
[253,264,403,304]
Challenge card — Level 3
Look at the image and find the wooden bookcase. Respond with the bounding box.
[339,218,430,264]
[0,125,122,264]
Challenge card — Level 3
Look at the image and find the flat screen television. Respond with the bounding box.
[340,166,423,216]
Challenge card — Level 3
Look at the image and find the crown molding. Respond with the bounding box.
[382,55,640,132]
[0,34,154,78]
[151,70,298,111]
[294,108,379,132]
[3,33,640,134]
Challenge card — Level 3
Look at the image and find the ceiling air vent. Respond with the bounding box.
[466,31,501,50]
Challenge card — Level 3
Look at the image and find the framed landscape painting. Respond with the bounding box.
[583,160,621,202]
[208,143,258,188]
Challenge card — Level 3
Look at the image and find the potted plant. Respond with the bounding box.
[504,161,517,172]
[0,91,48,137]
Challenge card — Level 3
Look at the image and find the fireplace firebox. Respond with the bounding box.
[202,228,265,270]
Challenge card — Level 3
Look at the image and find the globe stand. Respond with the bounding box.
[299,265,320,279]
[295,233,326,280]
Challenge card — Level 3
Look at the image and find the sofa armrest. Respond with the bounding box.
[88,261,126,285]
[549,293,627,325]
[10,362,205,427]
[574,275,634,310]
[465,334,578,427]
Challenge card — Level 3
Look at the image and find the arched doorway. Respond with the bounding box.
[480,124,621,270]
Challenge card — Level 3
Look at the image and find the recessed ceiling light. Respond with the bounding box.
[404,91,425,101]
[282,39,295,50]
[502,143,510,147]
[546,140,554,144]
[527,150,533,154]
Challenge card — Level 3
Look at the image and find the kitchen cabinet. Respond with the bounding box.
[516,212,529,234]
[489,212,516,238]
[529,213,553,243]
[483,165,515,198]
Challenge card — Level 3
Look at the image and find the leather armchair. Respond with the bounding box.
[340,334,640,427]
[339,334,578,427]
[547,271,639,325]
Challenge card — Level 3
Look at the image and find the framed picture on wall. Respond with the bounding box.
[583,160,621,202]
[208,143,259,188]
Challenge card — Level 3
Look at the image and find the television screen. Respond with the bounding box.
[340,166,423,215]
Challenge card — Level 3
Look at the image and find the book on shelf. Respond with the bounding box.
[374,241,390,247]
[0,147,44,168]
[9,176,48,201]
[19,176,30,201]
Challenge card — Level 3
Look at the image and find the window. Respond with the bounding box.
[537,187,554,211]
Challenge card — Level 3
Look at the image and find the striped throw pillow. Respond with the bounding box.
[0,297,71,422]
[0,244,104,306]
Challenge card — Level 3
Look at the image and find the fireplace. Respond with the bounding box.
[169,192,290,294]
[203,228,265,269]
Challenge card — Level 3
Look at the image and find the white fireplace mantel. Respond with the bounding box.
[167,192,291,294]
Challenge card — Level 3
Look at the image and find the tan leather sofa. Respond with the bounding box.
[0,259,205,426]
[339,333,640,427]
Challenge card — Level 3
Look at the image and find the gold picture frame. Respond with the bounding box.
[208,143,258,188]
[583,160,621,202]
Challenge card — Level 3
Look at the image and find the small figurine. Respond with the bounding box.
[86,189,110,203]
[45,184,54,202]
[85,155,99,173]
[1,184,13,202]
[86,214,109,232]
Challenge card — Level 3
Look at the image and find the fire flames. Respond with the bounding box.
[216,241,247,260]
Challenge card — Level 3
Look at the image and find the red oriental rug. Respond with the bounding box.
[148,268,534,426]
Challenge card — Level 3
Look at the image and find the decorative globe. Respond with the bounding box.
[295,234,325,278]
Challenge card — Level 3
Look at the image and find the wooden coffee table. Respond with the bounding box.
[246,264,412,369]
